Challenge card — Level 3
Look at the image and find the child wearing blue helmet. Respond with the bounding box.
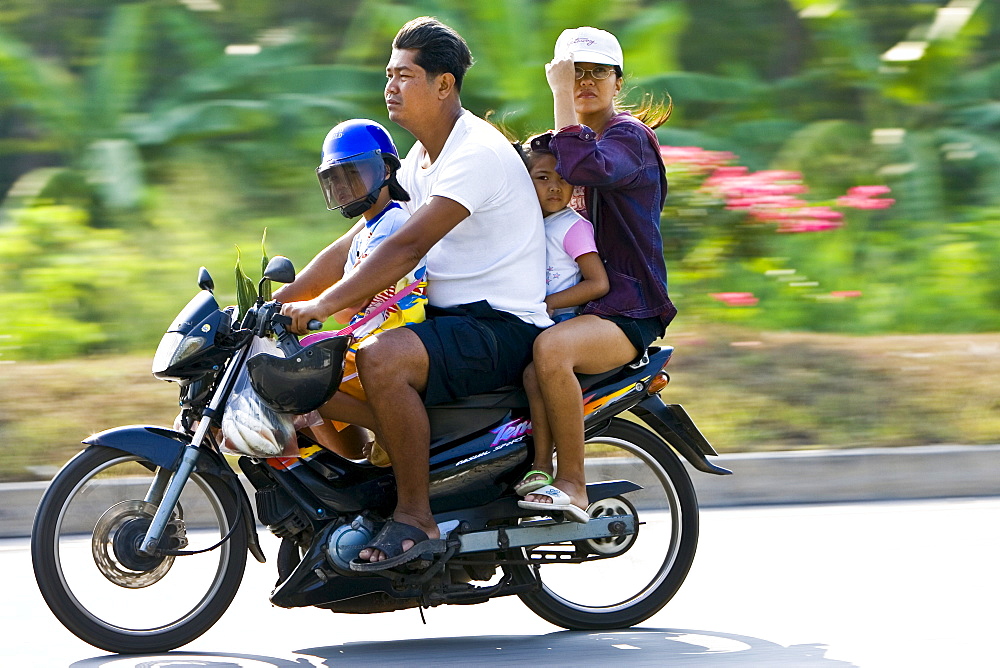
[280,119,427,462]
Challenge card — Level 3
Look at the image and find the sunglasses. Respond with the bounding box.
[574,65,615,80]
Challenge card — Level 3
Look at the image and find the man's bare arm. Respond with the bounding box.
[281,196,470,333]
[272,219,365,303]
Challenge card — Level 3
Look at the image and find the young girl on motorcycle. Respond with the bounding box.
[514,133,608,503]
[521,133,609,325]
[518,27,676,522]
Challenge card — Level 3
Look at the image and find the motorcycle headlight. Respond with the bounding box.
[152,332,207,377]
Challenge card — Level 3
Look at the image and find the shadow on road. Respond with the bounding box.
[70,628,857,667]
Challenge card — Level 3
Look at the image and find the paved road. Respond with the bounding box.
[4,497,998,667]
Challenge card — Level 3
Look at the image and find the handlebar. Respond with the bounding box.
[251,301,325,356]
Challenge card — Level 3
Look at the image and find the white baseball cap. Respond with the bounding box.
[554,27,623,68]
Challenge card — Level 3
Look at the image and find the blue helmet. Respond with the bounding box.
[316,119,408,218]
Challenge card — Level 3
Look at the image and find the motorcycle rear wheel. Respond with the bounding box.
[31,445,248,654]
[511,418,699,629]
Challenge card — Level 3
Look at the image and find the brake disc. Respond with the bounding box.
[91,500,185,589]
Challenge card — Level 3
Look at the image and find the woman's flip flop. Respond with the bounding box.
[514,470,554,497]
[518,485,590,523]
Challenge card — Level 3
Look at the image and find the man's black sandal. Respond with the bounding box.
[349,519,446,572]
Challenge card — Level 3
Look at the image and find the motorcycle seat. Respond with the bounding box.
[425,347,662,446]
[428,346,659,411]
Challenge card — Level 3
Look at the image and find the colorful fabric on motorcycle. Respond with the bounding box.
[346,266,427,344]
[343,202,427,342]
[329,350,365,432]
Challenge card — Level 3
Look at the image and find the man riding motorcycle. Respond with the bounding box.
[279,17,552,571]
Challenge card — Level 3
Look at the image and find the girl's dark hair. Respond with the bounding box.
[383,154,410,202]
[393,17,474,92]
[519,132,555,171]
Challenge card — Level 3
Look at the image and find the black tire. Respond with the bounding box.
[511,418,699,629]
[31,445,248,654]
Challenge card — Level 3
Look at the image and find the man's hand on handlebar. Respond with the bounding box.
[280,299,329,335]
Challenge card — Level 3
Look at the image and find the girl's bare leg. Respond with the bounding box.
[317,391,376,430]
[307,421,368,459]
[522,362,554,484]
[313,386,377,460]
[524,316,638,511]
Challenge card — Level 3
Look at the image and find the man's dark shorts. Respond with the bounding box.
[407,300,542,406]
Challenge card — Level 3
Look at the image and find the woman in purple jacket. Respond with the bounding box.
[518,27,676,522]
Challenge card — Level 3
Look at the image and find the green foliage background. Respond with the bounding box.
[1,0,999,361]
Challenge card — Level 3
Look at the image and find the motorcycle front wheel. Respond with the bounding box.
[31,445,248,654]
[511,418,699,629]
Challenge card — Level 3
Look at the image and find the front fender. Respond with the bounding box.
[82,425,266,564]
[83,425,229,477]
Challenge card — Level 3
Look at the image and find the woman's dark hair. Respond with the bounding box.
[612,66,672,130]
[393,17,474,92]
[627,91,673,130]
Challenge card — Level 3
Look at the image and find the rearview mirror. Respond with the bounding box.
[198,266,214,292]
[262,256,295,285]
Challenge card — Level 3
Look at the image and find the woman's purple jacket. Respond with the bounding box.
[550,112,677,327]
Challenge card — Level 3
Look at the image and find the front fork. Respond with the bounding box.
[143,467,172,505]
[139,345,250,557]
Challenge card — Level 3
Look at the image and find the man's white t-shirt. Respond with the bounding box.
[396,110,552,328]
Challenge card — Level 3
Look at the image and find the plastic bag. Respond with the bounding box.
[220,337,320,457]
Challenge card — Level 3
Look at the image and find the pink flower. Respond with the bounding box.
[710,292,759,306]
[837,195,895,209]
[662,146,886,234]
[659,146,737,173]
[754,170,805,181]
[837,185,895,210]
[702,168,809,207]
[847,185,891,197]
[705,166,749,181]
[752,206,843,230]
[802,206,844,221]
[776,219,843,233]
[829,290,862,298]
[725,195,808,210]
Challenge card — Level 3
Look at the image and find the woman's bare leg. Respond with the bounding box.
[524,316,638,511]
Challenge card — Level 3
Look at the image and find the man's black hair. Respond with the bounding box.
[393,16,474,93]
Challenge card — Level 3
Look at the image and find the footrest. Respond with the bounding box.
[456,514,637,554]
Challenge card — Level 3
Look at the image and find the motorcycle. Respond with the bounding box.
[30,256,731,654]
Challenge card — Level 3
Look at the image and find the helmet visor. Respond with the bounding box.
[316,150,386,211]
